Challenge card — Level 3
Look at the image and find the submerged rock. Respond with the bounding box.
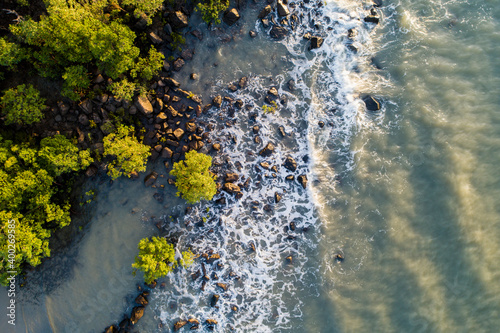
[259,142,275,157]
[277,1,290,17]
[144,172,158,187]
[310,36,324,49]
[225,173,239,183]
[258,5,272,19]
[298,175,308,189]
[362,95,381,111]
[270,26,288,40]
[174,320,188,331]
[283,156,297,172]
[211,294,220,307]
[169,11,188,29]
[130,306,144,325]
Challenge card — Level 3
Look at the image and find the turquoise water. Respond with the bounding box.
[2,0,500,332]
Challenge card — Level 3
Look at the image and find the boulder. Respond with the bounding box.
[216,282,228,291]
[212,143,221,151]
[275,192,282,203]
[104,325,118,333]
[287,79,296,91]
[283,156,297,171]
[78,114,89,126]
[173,58,185,71]
[270,26,288,40]
[364,15,379,24]
[173,128,185,140]
[149,32,163,44]
[298,175,308,189]
[223,182,241,194]
[169,11,188,29]
[135,95,153,115]
[212,95,222,107]
[130,306,144,325]
[163,77,180,88]
[259,142,275,157]
[206,319,218,325]
[174,320,188,331]
[310,36,324,49]
[225,173,239,182]
[161,147,173,158]
[258,5,272,18]
[211,294,220,307]
[85,165,98,177]
[249,30,257,38]
[144,172,158,187]
[362,95,380,111]
[277,1,290,17]
[186,122,196,132]
[223,8,240,26]
[135,293,148,306]
[239,76,249,89]
[268,87,279,97]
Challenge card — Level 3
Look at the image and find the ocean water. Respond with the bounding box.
[2,0,500,332]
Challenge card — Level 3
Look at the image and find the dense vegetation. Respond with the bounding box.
[132,236,193,284]
[170,150,217,203]
[0,134,93,285]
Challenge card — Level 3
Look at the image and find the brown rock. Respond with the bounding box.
[130,306,144,325]
[161,147,173,158]
[223,182,241,194]
[225,173,239,182]
[173,128,185,140]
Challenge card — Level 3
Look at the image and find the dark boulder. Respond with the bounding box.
[310,36,324,49]
[212,95,222,107]
[364,15,379,24]
[104,325,118,333]
[362,95,381,111]
[130,306,144,325]
[258,5,272,19]
[298,175,308,189]
[283,156,297,171]
[225,173,239,183]
[270,26,288,40]
[173,57,185,71]
[169,11,188,29]
[144,172,158,187]
[259,142,275,157]
[211,294,220,307]
[277,1,290,17]
[275,192,282,203]
[174,320,188,331]
[135,293,148,306]
[249,30,257,38]
[223,182,241,194]
[163,77,180,88]
[224,8,240,26]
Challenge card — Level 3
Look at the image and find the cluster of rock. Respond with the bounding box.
[103,290,149,333]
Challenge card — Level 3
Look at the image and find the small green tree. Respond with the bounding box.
[61,65,90,101]
[110,78,137,101]
[129,47,165,81]
[103,125,151,179]
[1,84,46,125]
[121,0,164,24]
[0,37,26,70]
[196,0,229,25]
[132,236,193,284]
[170,150,217,204]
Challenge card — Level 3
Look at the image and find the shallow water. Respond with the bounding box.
[2,0,500,332]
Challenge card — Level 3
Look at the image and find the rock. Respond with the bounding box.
[156,112,168,123]
[286,255,293,264]
[249,30,257,38]
[364,15,379,24]
[319,121,325,128]
[216,282,228,291]
[144,172,158,187]
[252,125,260,134]
[278,126,286,137]
[169,11,188,29]
[188,318,200,325]
[206,319,218,325]
[79,99,93,114]
[310,36,324,49]
[78,114,89,126]
[303,32,312,40]
[173,128,185,140]
[275,192,282,203]
[268,87,279,97]
[362,95,381,111]
[270,26,288,40]
[261,18,270,28]
[135,95,153,115]
[225,173,239,183]
[190,73,198,80]
[287,79,296,91]
[149,32,163,44]
[186,122,196,132]
[85,165,98,177]
[130,306,144,325]
[239,76,249,89]
[347,28,357,39]
[166,105,179,118]
[298,175,308,189]
[283,156,297,171]
[277,1,290,17]
[161,147,173,158]
[135,293,148,306]
[163,59,171,71]
[211,294,220,307]
[164,77,180,88]
[258,5,272,18]
[223,8,240,26]
[223,182,241,194]
[181,48,194,60]
[212,95,222,107]
[128,105,137,115]
[104,325,118,333]
[290,221,296,231]
[228,82,238,92]
[173,58,185,71]
[212,143,221,151]
[259,142,275,157]
[174,320,188,331]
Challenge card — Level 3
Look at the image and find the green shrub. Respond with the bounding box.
[1,84,46,125]
[38,135,93,177]
[103,124,151,179]
[0,37,26,70]
[130,47,165,81]
[61,65,91,101]
[196,0,229,25]
[132,236,193,284]
[170,150,217,204]
[110,78,137,101]
[122,0,164,25]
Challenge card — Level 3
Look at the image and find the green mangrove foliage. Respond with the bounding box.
[0,135,93,286]
[121,0,164,24]
[132,236,194,284]
[1,84,46,125]
[170,150,217,204]
[103,124,151,179]
[196,0,229,25]
[9,0,163,100]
